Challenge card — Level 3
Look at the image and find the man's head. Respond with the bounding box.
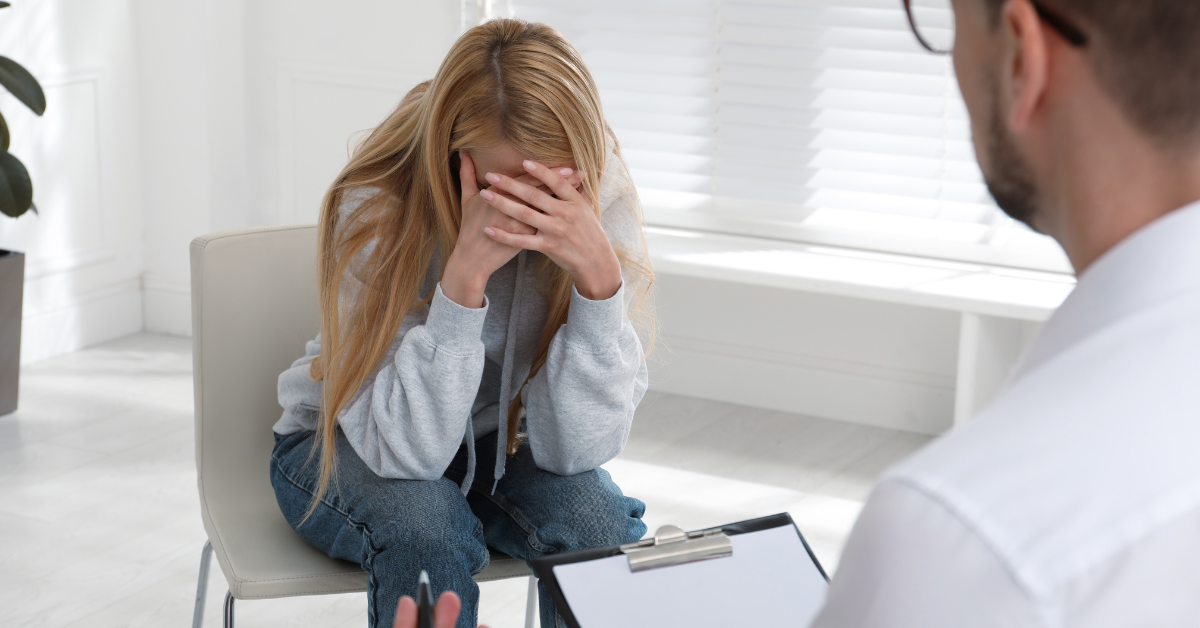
[979,0,1200,147]
[948,0,1200,269]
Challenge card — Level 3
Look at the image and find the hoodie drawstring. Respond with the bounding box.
[458,414,476,495]
[492,250,526,494]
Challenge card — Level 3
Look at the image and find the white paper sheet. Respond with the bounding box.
[552,525,827,627]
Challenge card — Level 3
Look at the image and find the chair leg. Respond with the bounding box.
[192,541,214,628]
[524,575,538,628]
[223,590,235,628]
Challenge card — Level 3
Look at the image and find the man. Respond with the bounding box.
[812,0,1200,625]
[406,0,1200,624]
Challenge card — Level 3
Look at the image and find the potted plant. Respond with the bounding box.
[0,0,45,415]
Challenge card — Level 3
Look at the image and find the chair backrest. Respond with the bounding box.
[191,225,367,598]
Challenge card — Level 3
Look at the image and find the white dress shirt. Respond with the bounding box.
[811,201,1200,627]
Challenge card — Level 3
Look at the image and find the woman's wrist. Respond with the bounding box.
[573,252,622,301]
[441,253,490,308]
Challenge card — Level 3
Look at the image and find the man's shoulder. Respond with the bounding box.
[883,295,1200,597]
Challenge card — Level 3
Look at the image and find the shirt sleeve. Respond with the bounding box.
[810,480,1043,628]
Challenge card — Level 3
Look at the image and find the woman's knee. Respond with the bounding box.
[367,479,488,567]
[530,469,647,551]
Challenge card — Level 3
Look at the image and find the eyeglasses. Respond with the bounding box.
[902,0,1088,55]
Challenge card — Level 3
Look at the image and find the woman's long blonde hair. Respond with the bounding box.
[306,19,653,511]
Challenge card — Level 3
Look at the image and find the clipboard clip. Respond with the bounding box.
[618,524,733,572]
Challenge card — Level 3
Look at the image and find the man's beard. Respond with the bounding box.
[982,94,1042,231]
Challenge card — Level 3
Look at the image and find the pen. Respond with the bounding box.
[416,570,434,628]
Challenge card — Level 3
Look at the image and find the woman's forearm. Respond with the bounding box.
[335,283,489,480]
[570,244,623,301]
[521,283,649,475]
[441,251,491,309]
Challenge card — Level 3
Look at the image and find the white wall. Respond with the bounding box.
[0,0,459,361]
[1,0,1015,434]
[137,0,460,336]
[0,0,146,364]
[650,275,963,435]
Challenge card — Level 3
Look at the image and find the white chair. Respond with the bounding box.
[189,224,536,628]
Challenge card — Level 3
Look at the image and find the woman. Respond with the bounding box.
[268,18,654,628]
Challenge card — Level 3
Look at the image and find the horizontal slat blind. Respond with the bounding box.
[504,0,717,208]
[497,0,1070,272]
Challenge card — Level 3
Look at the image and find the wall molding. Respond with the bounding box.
[17,71,115,280]
[660,333,955,390]
[649,333,956,435]
[275,62,425,224]
[20,278,142,365]
[142,275,192,338]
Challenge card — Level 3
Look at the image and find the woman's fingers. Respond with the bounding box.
[511,171,582,194]
[484,226,544,251]
[497,207,537,235]
[485,171,558,215]
[503,216,537,236]
[521,159,580,202]
[480,188,551,231]
[459,152,479,197]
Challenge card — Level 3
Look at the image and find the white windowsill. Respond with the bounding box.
[646,226,1076,322]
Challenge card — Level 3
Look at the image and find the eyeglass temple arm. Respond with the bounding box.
[1033,1,1088,47]
[902,0,1088,52]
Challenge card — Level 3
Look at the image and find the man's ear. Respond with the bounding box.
[1003,0,1050,132]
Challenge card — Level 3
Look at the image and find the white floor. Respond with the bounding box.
[0,333,932,628]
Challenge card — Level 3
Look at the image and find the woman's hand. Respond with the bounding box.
[441,152,538,308]
[480,160,623,301]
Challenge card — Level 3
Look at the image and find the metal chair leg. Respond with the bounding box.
[524,575,538,628]
[223,590,235,628]
[192,541,214,628]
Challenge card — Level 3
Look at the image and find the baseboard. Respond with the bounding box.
[143,278,192,337]
[20,279,144,365]
[649,334,955,435]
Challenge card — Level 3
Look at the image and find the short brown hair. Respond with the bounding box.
[985,0,1200,151]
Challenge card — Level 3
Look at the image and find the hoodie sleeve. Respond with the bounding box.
[520,154,652,476]
[278,283,489,481]
[521,283,648,475]
[334,283,489,480]
[276,187,489,480]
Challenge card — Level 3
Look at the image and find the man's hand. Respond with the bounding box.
[393,591,490,628]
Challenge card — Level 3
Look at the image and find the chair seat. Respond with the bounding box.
[207,485,531,599]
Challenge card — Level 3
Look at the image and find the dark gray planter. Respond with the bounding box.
[0,249,23,416]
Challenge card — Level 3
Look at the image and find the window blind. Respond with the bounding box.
[493,0,1071,272]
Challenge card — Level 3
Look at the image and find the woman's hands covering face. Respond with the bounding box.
[480,160,623,301]
[440,152,583,308]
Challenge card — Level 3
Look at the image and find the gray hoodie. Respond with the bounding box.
[274,153,650,494]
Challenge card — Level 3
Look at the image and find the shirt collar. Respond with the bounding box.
[1012,199,1200,381]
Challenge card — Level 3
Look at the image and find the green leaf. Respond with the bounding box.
[0,162,18,218]
[0,150,33,218]
[0,2,10,8]
[0,56,46,116]
[0,110,8,151]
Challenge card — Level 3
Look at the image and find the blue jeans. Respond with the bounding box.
[270,428,646,628]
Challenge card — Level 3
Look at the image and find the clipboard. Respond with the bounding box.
[531,513,829,628]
